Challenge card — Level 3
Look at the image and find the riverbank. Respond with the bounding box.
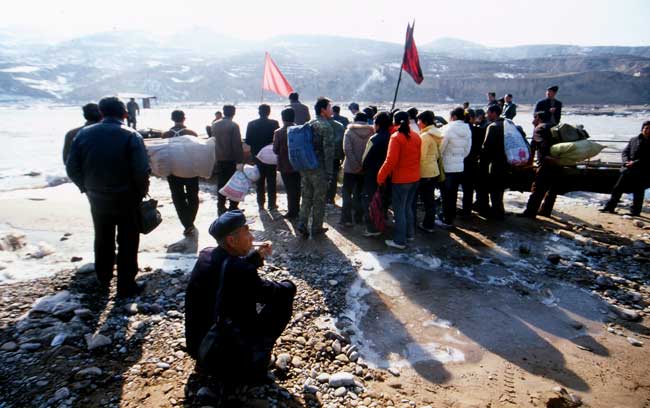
[1,177,650,407]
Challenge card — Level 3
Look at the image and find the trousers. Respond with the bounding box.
[168,175,199,229]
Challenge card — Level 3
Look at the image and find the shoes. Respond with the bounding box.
[363,230,382,237]
[116,281,146,298]
[385,240,406,250]
[296,223,309,239]
[183,225,197,236]
[417,224,435,233]
[598,207,616,214]
[312,227,329,237]
[435,219,452,229]
[628,211,641,217]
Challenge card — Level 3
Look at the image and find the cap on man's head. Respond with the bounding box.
[208,210,253,241]
[547,85,559,92]
[348,102,359,111]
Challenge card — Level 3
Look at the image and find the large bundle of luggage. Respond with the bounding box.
[147,136,216,178]
[549,123,604,165]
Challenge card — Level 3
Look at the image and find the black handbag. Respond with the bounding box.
[139,196,162,234]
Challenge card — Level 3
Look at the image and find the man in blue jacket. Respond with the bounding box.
[66,96,151,297]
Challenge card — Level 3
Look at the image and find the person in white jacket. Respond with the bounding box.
[439,107,472,226]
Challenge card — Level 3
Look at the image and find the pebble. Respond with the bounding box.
[387,367,400,377]
[349,351,359,362]
[74,308,93,319]
[85,333,112,350]
[334,387,347,397]
[275,353,291,371]
[329,280,339,286]
[291,356,304,368]
[1,341,17,351]
[329,372,355,388]
[303,384,319,394]
[51,333,67,347]
[332,339,342,354]
[76,366,102,378]
[70,256,83,262]
[53,387,70,401]
[125,303,139,315]
[156,362,171,369]
[20,342,41,351]
[609,304,641,321]
[317,373,331,383]
[627,337,644,347]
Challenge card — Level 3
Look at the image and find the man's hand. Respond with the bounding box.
[625,160,635,168]
[236,163,244,171]
[549,107,556,113]
[257,241,273,258]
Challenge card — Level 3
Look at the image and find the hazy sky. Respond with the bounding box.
[2,0,649,47]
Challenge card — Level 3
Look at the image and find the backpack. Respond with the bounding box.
[503,119,530,167]
[287,123,319,171]
[550,123,590,143]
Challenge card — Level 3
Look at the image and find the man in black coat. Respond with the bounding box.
[521,111,559,218]
[600,121,650,216]
[478,105,508,219]
[66,96,150,297]
[62,103,101,164]
[245,104,280,211]
[534,86,562,125]
[185,211,296,382]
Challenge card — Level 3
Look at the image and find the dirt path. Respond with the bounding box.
[0,180,649,407]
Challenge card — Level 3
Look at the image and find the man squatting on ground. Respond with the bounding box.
[185,211,296,381]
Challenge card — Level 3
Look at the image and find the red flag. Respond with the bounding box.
[262,52,294,97]
[402,22,424,84]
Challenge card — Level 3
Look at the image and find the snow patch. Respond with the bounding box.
[1,66,41,73]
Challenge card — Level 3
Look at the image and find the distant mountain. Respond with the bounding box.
[0,32,648,104]
[421,38,650,60]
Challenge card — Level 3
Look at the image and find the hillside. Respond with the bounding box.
[0,32,648,104]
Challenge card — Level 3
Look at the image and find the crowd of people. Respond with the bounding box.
[61,87,649,384]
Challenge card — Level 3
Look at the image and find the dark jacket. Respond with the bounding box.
[361,129,390,177]
[62,121,99,164]
[502,103,517,120]
[480,119,508,187]
[245,117,280,157]
[211,118,244,163]
[332,113,350,128]
[531,123,554,165]
[623,134,650,168]
[127,101,139,118]
[65,117,150,198]
[273,122,296,173]
[534,98,563,125]
[617,134,650,190]
[184,246,295,358]
[465,124,487,163]
[289,102,311,125]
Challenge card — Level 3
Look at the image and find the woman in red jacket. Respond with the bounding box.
[377,111,422,249]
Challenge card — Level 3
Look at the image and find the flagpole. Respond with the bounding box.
[391,20,414,111]
[391,65,403,112]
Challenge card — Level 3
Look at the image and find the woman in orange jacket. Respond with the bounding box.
[377,111,421,249]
